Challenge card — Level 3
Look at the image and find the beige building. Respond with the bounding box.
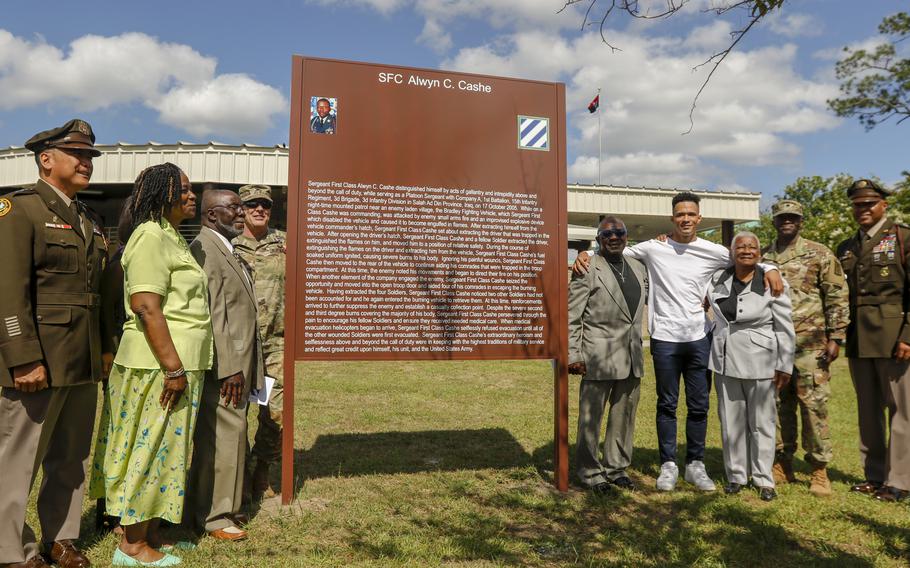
[567,182,761,247]
[0,141,288,240]
[1,143,760,246]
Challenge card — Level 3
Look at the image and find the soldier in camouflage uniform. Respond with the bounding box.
[233,184,285,499]
[761,199,849,496]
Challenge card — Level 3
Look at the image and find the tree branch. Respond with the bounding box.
[683,13,762,134]
[564,0,784,132]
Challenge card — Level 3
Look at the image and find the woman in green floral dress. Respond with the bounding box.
[101,163,213,567]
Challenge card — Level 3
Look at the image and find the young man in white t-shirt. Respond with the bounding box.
[575,192,782,491]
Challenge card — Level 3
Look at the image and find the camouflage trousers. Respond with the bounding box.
[251,351,284,467]
[776,348,833,465]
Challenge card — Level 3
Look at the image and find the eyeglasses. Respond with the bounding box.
[851,201,881,210]
[243,199,272,210]
[598,228,627,239]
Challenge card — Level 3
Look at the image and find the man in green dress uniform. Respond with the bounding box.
[836,179,910,502]
[0,120,107,568]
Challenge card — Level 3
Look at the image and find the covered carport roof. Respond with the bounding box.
[0,141,289,190]
[567,183,761,242]
[1,144,761,245]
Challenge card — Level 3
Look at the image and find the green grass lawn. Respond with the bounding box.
[69,353,909,567]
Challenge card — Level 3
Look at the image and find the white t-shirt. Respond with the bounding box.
[623,238,731,343]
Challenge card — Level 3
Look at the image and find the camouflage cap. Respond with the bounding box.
[847,179,890,200]
[772,199,803,218]
[24,119,101,157]
[239,184,272,203]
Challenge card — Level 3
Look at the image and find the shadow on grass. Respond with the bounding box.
[294,427,532,482]
[77,501,105,550]
[845,512,910,562]
[340,470,879,567]
[519,442,885,565]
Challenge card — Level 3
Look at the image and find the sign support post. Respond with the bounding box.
[554,85,570,492]
[281,58,304,506]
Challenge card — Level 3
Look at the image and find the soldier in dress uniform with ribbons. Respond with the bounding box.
[0,120,107,568]
[836,179,910,503]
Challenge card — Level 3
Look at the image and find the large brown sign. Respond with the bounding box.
[283,57,569,497]
[287,57,567,361]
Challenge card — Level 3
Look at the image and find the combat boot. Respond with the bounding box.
[772,457,796,484]
[809,465,832,497]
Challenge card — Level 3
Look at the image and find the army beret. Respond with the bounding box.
[24,119,101,157]
[239,184,272,203]
[772,199,803,218]
[847,179,890,200]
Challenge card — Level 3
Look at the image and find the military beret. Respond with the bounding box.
[24,119,101,157]
[772,199,803,218]
[239,184,272,203]
[847,179,890,200]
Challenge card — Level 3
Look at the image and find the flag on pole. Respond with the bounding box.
[587,94,600,113]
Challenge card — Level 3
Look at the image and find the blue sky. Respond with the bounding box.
[1,1,905,205]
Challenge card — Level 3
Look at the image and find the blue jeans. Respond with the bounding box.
[651,336,711,464]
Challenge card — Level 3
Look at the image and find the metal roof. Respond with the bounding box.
[0,141,289,188]
[0,142,760,242]
[567,183,759,223]
[566,183,760,241]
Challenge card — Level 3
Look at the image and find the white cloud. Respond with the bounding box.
[0,30,287,139]
[683,20,734,52]
[766,12,821,38]
[444,23,840,187]
[699,132,800,166]
[151,74,288,138]
[412,0,576,30]
[307,0,406,14]
[812,36,886,61]
[715,182,753,193]
[418,18,454,53]
[569,152,705,188]
[306,0,579,50]
[310,0,838,191]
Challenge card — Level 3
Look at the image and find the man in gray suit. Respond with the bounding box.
[568,216,648,493]
[187,190,264,541]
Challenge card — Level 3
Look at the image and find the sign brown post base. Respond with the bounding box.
[554,358,569,492]
[281,363,296,506]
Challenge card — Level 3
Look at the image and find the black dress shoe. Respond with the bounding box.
[759,487,777,502]
[591,482,614,495]
[873,485,909,502]
[611,476,635,491]
[723,482,744,495]
[850,480,882,494]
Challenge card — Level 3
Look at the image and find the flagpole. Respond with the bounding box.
[597,88,602,186]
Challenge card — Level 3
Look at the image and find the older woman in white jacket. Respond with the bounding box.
[708,231,795,501]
